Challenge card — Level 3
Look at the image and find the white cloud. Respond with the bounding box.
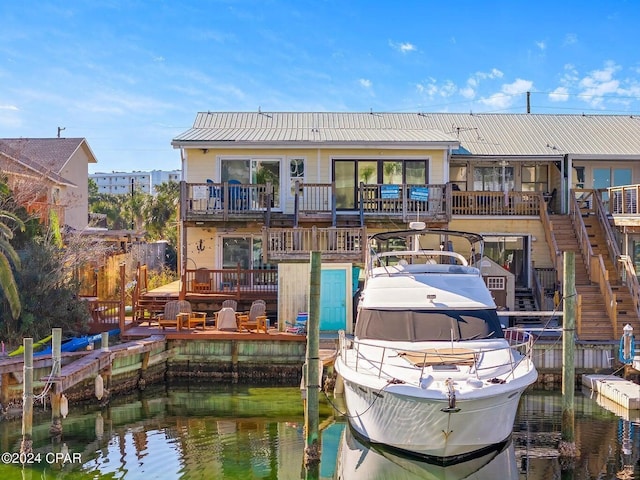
[479,78,533,110]
[0,105,19,110]
[389,40,417,54]
[359,78,372,89]
[536,41,546,50]
[564,33,578,45]
[548,87,570,102]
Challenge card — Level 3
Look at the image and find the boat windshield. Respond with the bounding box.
[355,308,504,342]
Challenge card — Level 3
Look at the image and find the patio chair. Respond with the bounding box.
[222,299,238,310]
[237,300,268,333]
[285,312,308,335]
[193,268,211,293]
[215,307,238,331]
[157,300,206,331]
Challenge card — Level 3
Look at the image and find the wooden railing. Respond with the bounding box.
[182,181,274,219]
[594,189,640,318]
[619,255,640,317]
[540,199,563,285]
[183,266,278,296]
[450,191,542,216]
[265,226,365,261]
[358,183,446,221]
[183,181,550,223]
[570,190,617,336]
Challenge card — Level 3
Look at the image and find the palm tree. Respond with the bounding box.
[0,207,24,319]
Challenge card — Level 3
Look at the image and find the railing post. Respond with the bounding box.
[294,181,300,227]
[119,263,126,331]
[359,182,364,227]
[331,181,337,227]
[265,182,272,227]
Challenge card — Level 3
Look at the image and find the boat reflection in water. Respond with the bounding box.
[334,425,518,480]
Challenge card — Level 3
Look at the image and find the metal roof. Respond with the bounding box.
[172,112,458,146]
[172,111,640,157]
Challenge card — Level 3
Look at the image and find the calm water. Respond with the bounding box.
[0,383,638,480]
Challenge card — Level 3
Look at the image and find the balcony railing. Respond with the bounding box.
[183,266,278,296]
[182,181,547,223]
[609,184,640,215]
[451,191,543,216]
[265,226,365,261]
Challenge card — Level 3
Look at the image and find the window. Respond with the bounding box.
[449,165,467,191]
[333,159,429,210]
[220,158,281,207]
[521,164,548,192]
[473,165,514,192]
[289,158,305,195]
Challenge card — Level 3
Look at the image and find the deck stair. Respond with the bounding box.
[549,214,640,340]
[549,215,610,340]
[581,213,640,338]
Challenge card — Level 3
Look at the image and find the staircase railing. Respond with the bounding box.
[540,200,562,285]
[570,190,617,336]
[619,255,640,317]
[595,190,640,318]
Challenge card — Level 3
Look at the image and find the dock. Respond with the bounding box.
[582,374,640,410]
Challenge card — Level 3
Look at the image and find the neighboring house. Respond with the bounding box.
[0,138,97,231]
[171,112,640,338]
[90,169,181,195]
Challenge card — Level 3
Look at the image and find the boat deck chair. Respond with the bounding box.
[215,307,238,331]
[237,300,268,333]
[157,300,206,331]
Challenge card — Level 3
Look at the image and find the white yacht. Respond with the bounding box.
[334,225,538,462]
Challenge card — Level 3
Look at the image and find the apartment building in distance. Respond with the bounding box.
[91,169,181,195]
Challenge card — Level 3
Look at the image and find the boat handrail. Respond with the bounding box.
[338,330,534,386]
[371,250,469,266]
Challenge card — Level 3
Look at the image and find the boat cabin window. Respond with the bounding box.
[355,309,504,342]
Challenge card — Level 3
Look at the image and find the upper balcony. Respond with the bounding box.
[181,181,548,225]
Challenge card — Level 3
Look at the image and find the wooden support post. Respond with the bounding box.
[50,328,63,437]
[101,332,109,351]
[20,338,33,457]
[560,251,578,459]
[304,251,321,471]
[0,373,9,408]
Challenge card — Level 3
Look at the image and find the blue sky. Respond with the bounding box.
[2,1,640,174]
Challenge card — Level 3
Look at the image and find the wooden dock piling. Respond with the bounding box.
[20,338,33,456]
[304,251,321,470]
[50,328,63,437]
[560,251,578,458]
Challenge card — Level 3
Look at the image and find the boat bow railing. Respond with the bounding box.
[338,330,534,386]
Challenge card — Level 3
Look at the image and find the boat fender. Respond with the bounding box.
[466,378,483,389]
[419,375,433,389]
[95,374,104,400]
[60,394,68,419]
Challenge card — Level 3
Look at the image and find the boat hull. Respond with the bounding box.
[338,371,530,461]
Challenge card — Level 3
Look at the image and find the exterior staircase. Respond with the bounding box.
[549,214,640,340]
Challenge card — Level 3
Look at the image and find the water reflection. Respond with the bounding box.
[334,425,518,480]
[0,386,639,479]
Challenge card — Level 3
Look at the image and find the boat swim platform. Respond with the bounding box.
[582,374,640,410]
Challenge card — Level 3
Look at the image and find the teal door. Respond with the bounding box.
[320,269,347,331]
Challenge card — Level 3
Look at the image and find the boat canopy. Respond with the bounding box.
[355,308,504,342]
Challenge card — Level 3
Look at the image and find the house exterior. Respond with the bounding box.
[0,138,97,231]
[171,112,640,338]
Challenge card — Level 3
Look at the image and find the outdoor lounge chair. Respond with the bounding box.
[215,307,238,331]
[193,268,211,293]
[157,300,206,331]
[237,300,268,333]
[285,312,308,335]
